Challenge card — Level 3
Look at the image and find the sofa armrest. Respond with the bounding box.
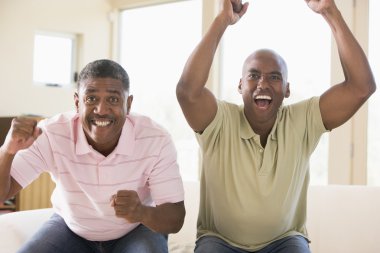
[0,208,54,252]
[307,185,380,253]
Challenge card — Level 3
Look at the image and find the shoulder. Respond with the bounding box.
[216,100,242,121]
[279,96,326,137]
[126,113,170,139]
[38,111,78,139]
[281,97,320,117]
[217,100,240,112]
[196,100,241,140]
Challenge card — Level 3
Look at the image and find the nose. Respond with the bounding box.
[257,76,269,89]
[94,100,109,115]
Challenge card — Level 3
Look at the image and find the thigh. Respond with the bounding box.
[17,213,92,253]
[112,224,168,253]
[258,235,310,253]
[195,236,249,253]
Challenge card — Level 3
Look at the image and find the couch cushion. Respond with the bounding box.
[307,185,380,253]
[0,208,54,252]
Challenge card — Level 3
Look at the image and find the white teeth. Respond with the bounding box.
[94,120,111,127]
[255,95,272,100]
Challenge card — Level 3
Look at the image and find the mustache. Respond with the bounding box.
[89,115,114,121]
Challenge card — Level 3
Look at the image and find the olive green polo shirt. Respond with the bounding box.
[195,97,327,251]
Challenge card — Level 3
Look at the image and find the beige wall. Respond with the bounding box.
[0,0,112,117]
[109,0,178,9]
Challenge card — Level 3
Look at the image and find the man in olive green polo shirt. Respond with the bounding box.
[176,0,376,252]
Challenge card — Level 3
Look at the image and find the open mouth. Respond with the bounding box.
[254,95,272,109]
[91,119,113,127]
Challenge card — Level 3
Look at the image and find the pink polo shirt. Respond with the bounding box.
[10,111,184,241]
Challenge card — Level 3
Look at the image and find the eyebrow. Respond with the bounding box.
[247,68,282,76]
[83,87,123,95]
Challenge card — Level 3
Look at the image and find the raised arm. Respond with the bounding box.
[306,0,376,130]
[176,0,248,132]
[0,117,42,202]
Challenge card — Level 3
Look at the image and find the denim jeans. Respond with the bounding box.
[17,213,168,253]
[195,235,310,253]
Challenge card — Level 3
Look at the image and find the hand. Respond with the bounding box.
[221,0,249,25]
[111,190,146,223]
[305,0,337,14]
[2,117,42,155]
[232,0,243,12]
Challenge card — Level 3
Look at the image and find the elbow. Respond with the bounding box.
[170,208,186,234]
[0,194,5,203]
[370,80,377,95]
[0,183,10,203]
[176,81,196,104]
[176,82,187,101]
[0,190,9,203]
[365,73,377,95]
[364,79,377,101]
[355,78,377,102]
[168,204,186,234]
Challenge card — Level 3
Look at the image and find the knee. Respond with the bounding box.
[195,236,231,253]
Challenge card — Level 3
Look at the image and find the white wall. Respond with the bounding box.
[0,0,112,117]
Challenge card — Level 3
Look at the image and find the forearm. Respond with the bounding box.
[0,147,15,202]
[140,202,185,234]
[177,14,230,100]
[323,6,376,96]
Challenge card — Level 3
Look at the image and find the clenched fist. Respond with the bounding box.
[111,190,146,223]
[2,117,42,155]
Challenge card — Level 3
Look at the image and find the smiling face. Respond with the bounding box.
[74,77,133,156]
[238,49,290,126]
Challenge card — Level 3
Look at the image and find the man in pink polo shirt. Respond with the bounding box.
[0,59,185,253]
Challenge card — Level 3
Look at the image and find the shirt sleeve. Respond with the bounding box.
[195,100,225,149]
[288,96,329,156]
[148,133,184,205]
[10,125,51,188]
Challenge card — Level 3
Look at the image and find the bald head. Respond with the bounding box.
[242,49,288,82]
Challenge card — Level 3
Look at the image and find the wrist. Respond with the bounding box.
[215,12,233,28]
[321,4,341,20]
[0,145,16,157]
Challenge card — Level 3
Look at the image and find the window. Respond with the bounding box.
[119,0,202,181]
[221,1,331,185]
[367,0,380,185]
[33,32,77,87]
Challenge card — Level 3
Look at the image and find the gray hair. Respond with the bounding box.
[77,59,130,91]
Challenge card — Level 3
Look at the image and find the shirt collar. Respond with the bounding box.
[239,105,283,141]
[75,115,135,156]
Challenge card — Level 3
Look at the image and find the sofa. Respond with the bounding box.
[1,181,379,253]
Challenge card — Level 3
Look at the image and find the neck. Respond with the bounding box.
[244,111,276,148]
[88,139,118,157]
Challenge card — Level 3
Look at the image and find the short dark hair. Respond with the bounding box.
[77,59,130,92]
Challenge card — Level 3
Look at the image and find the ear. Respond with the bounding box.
[74,92,80,112]
[126,95,133,114]
[284,82,290,98]
[238,79,243,94]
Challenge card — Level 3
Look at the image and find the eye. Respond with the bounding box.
[268,74,282,81]
[85,96,97,104]
[248,73,261,80]
[108,96,120,104]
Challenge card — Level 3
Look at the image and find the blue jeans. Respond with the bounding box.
[195,235,310,253]
[17,213,168,253]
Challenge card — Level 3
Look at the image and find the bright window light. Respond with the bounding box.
[33,32,77,87]
[119,0,202,181]
[367,0,380,185]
